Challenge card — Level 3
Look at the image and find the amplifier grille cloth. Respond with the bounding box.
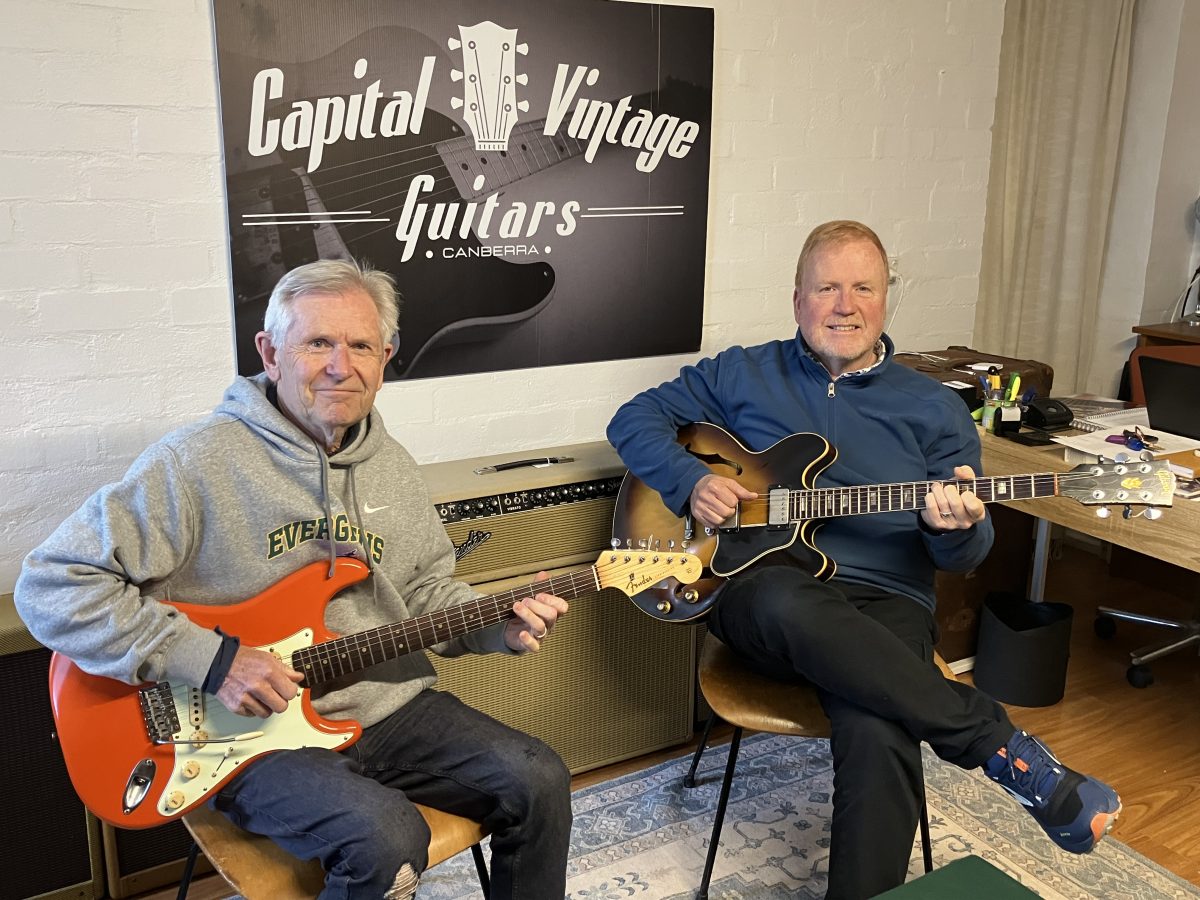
[0,647,100,900]
[429,580,695,774]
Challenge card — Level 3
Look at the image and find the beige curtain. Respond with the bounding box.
[974,0,1136,394]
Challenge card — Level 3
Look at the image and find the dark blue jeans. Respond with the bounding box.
[709,566,1014,900]
[211,689,572,899]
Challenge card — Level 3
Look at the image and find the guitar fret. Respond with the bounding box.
[291,563,633,688]
[785,470,1083,527]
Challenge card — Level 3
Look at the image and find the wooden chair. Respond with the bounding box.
[176,802,490,899]
[685,634,957,900]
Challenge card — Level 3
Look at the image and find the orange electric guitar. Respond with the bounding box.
[50,549,702,829]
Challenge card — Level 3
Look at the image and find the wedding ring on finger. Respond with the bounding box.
[531,625,548,640]
[941,512,953,518]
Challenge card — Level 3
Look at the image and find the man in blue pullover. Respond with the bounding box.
[607,220,1121,899]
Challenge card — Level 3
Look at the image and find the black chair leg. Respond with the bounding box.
[697,726,742,900]
[685,712,717,788]
[176,841,200,900]
[471,842,490,898]
[919,798,933,873]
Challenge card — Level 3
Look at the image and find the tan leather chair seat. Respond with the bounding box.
[183,802,488,899]
[699,636,956,736]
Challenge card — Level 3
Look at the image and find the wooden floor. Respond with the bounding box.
[142,543,1200,899]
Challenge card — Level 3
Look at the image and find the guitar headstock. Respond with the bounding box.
[1059,459,1175,510]
[449,22,530,152]
[595,543,704,598]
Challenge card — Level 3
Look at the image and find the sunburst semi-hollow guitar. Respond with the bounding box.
[49,549,702,829]
[610,422,1176,623]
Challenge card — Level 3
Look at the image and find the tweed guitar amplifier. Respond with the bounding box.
[420,441,698,773]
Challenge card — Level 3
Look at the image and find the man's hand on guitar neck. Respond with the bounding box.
[504,572,569,654]
[921,465,987,532]
[217,646,305,718]
[690,474,759,529]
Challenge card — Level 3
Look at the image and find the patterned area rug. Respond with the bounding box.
[420,732,1200,899]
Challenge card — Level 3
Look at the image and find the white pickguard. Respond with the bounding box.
[154,628,353,819]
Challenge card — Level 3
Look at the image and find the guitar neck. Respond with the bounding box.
[438,89,661,201]
[293,567,599,687]
[789,473,1061,521]
[438,118,583,200]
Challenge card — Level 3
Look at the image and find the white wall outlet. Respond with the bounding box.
[887,255,900,285]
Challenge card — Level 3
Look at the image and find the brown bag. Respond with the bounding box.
[894,345,1054,408]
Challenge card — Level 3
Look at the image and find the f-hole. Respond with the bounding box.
[684,446,744,475]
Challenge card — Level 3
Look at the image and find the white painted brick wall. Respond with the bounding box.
[1,0,1004,591]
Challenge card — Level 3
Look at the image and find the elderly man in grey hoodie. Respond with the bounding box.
[16,258,572,900]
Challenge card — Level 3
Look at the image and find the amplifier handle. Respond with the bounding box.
[474,456,575,475]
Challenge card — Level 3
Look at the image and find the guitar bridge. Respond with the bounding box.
[767,486,790,529]
[138,682,181,743]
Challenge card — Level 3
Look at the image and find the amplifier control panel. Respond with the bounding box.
[436,475,625,524]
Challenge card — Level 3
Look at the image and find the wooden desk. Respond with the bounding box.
[981,432,1200,590]
[1132,320,1200,348]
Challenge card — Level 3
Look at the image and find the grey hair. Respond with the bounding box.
[263,258,400,349]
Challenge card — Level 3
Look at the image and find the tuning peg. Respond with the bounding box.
[451,97,463,109]
[1095,507,1111,519]
[517,73,529,86]
[517,100,530,112]
[451,70,463,82]
[517,42,529,55]
[667,540,676,550]
[610,538,620,550]
[1121,505,1133,519]
[448,37,462,50]
[1145,508,1164,520]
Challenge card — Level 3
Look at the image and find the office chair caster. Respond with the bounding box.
[1094,615,1117,639]
[1127,664,1154,689]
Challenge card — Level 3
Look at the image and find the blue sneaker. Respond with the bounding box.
[984,730,1121,853]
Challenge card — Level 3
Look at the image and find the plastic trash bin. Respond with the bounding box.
[973,592,1073,707]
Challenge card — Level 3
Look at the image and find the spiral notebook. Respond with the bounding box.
[1068,407,1150,433]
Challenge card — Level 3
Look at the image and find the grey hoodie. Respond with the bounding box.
[15,374,510,728]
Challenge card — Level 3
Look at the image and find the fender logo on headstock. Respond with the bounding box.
[449,21,530,152]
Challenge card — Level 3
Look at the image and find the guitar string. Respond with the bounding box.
[294,569,598,682]
[723,470,1163,517]
[229,118,581,218]
[296,558,680,683]
[296,568,596,683]
[227,122,537,201]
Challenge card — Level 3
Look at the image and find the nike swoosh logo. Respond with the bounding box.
[364,503,390,513]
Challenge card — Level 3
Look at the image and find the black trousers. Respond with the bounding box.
[708,566,1014,900]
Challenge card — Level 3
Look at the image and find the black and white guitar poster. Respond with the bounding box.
[212,0,714,380]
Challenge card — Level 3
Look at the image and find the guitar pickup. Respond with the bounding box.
[767,487,790,528]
